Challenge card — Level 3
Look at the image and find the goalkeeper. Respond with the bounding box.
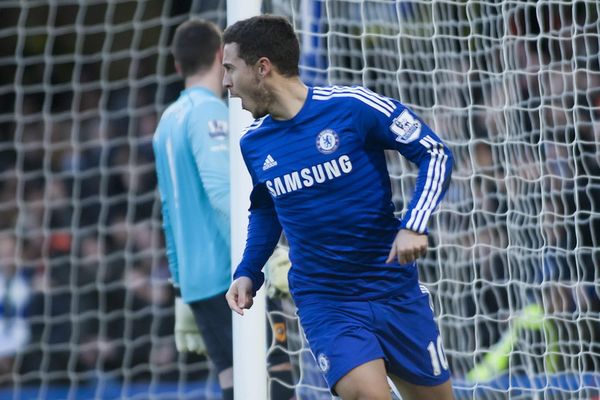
[153,19,233,400]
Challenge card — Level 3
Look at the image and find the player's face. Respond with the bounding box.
[222,43,270,118]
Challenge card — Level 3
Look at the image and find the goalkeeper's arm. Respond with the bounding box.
[168,280,205,354]
[155,147,204,353]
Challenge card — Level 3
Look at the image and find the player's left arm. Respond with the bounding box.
[359,90,454,264]
[387,114,453,264]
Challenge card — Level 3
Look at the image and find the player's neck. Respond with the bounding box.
[268,77,308,121]
[184,67,223,98]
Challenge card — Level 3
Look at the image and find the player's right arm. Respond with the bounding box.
[227,148,282,315]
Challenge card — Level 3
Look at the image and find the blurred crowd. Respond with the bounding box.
[425,4,600,378]
[0,0,226,391]
[0,90,193,386]
[0,21,202,393]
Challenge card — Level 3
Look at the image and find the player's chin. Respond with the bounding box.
[239,97,267,119]
[249,103,268,119]
[251,109,268,119]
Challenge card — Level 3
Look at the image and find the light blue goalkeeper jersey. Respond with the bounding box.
[234,86,453,303]
[153,86,230,303]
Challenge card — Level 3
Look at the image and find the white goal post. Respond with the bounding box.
[227,3,268,400]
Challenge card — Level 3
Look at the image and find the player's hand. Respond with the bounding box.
[266,246,291,298]
[226,277,254,316]
[386,229,428,264]
[174,297,206,354]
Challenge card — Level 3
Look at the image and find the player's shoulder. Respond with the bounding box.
[311,85,398,117]
[179,92,227,136]
[160,99,185,121]
[154,100,183,141]
[240,116,269,140]
[183,90,227,115]
[239,116,271,160]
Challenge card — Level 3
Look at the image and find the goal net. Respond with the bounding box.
[2,0,600,399]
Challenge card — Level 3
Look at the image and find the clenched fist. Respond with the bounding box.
[386,229,428,265]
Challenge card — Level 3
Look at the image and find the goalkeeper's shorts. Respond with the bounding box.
[190,290,233,373]
[297,289,451,393]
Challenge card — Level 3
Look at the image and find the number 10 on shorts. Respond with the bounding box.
[427,335,449,376]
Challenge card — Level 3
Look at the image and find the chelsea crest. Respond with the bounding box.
[316,129,339,154]
[317,353,330,373]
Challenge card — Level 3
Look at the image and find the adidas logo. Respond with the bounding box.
[262,154,278,170]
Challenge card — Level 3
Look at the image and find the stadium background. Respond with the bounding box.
[0,0,599,398]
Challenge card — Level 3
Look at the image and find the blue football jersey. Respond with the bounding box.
[234,86,453,302]
[153,86,230,303]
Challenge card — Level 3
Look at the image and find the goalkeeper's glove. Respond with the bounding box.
[466,303,557,382]
[266,246,292,299]
[174,297,206,355]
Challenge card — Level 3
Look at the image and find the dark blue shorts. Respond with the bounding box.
[296,290,451,391]
[189,291,233,374]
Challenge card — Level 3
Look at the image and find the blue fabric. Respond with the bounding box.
[297,289,451,391]
[153,86,230,302]
[236,85,453,302]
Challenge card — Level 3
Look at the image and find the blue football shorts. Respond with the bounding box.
[296,289,451,392]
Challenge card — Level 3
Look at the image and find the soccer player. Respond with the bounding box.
[153,20,233,399]
[223,15,455,400]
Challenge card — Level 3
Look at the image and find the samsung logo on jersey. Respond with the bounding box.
[266,155,353,197]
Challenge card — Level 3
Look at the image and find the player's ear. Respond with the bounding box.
[256,57,271,77]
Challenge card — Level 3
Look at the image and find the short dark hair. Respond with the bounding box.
[172,19,222,77]
[223,15,299,77]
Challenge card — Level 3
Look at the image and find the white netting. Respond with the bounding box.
[265,1,600,399]
[4,0,600,399]
[1,1,226,399]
